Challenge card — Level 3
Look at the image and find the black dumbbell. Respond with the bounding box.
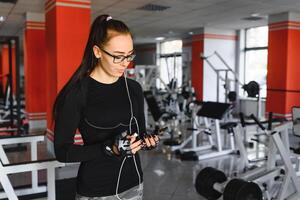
[195,167,262,200]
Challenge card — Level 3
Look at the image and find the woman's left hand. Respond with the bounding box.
[143,134,159,149]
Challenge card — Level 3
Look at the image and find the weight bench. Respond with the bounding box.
[173,101,239,160]
[0,134,65,200]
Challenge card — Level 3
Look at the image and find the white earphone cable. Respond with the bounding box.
[115,72,142,200]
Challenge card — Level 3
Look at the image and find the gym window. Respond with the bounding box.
[243,26,268,98]
[157,40,183,90]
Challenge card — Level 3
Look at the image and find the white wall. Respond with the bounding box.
[182,41,192,85]
[203,28,237,102]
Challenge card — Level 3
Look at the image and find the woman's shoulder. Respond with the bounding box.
[125,77,142,90]
[64,77,89,104]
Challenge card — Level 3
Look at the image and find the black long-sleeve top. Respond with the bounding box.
[54,76,145,197]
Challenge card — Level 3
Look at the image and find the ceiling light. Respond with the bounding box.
[138,4,170,11]
[251,13,260,17]
[0,16,5,22]
[155,37,165,41]
[242,13,265,21]
[188,31,194,35]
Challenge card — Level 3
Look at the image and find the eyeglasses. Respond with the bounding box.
[100,47,136,64]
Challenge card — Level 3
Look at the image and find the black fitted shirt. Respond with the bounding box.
[54,76,146,197]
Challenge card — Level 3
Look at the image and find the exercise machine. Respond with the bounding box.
[173,101,242,161]
[195,114,300,200]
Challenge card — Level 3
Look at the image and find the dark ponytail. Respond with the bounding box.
[53,14,132,120]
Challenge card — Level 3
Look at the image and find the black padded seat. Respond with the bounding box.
[293,147,300,155]
[220,122,238,130]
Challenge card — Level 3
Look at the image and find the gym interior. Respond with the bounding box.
[0,0,300,200]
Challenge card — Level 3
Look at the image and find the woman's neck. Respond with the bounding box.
[90,65,118,84]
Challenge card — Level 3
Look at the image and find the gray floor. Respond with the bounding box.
[140,147,245,200]
[140,131,300,200]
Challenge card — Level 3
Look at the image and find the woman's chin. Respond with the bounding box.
[114,71,125,77]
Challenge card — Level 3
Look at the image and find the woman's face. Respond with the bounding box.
[97,33,134,78]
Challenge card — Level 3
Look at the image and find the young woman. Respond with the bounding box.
[53,14,159,200]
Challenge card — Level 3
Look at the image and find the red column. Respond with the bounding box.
[266,12,300,118]
[24,12,47,130]
[1,45,8,93]
[12,45,16,95]
[0,45,16,95]
[0,52,1,92]
[191,35,204,100]
[45,0,90,145]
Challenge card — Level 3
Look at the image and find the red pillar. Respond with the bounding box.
[24,12,47,130]
[191,35,204,101]
[1,45,9,93]
[12,45,16,95]
[45,0,90,144]
[0,45,16,95]
[266,12,300,118]
[0,52,2,93]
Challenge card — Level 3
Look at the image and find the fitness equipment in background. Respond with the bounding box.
[173,101,241,161]
[242,80,263,120]
[195,113,300,200]
[0,36,29,155]
[249,114,300,200]
[201,51,265,121]
[292,107,300,137]
[201,51,243,103]
[0,37,28,136]
[195,167,262,200]
[0,74,27,129]
[132,65,194,130]
[143,90,181,146]
[242,81,259,98]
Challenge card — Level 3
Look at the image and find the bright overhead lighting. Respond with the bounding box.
[0,16,5,22]
[155,37,165,41]
[168,30,174,34]
[251,13,260,17]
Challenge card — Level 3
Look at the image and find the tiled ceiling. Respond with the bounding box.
[1,0,300,43]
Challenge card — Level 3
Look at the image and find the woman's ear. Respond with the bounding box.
[93,45,102,59]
